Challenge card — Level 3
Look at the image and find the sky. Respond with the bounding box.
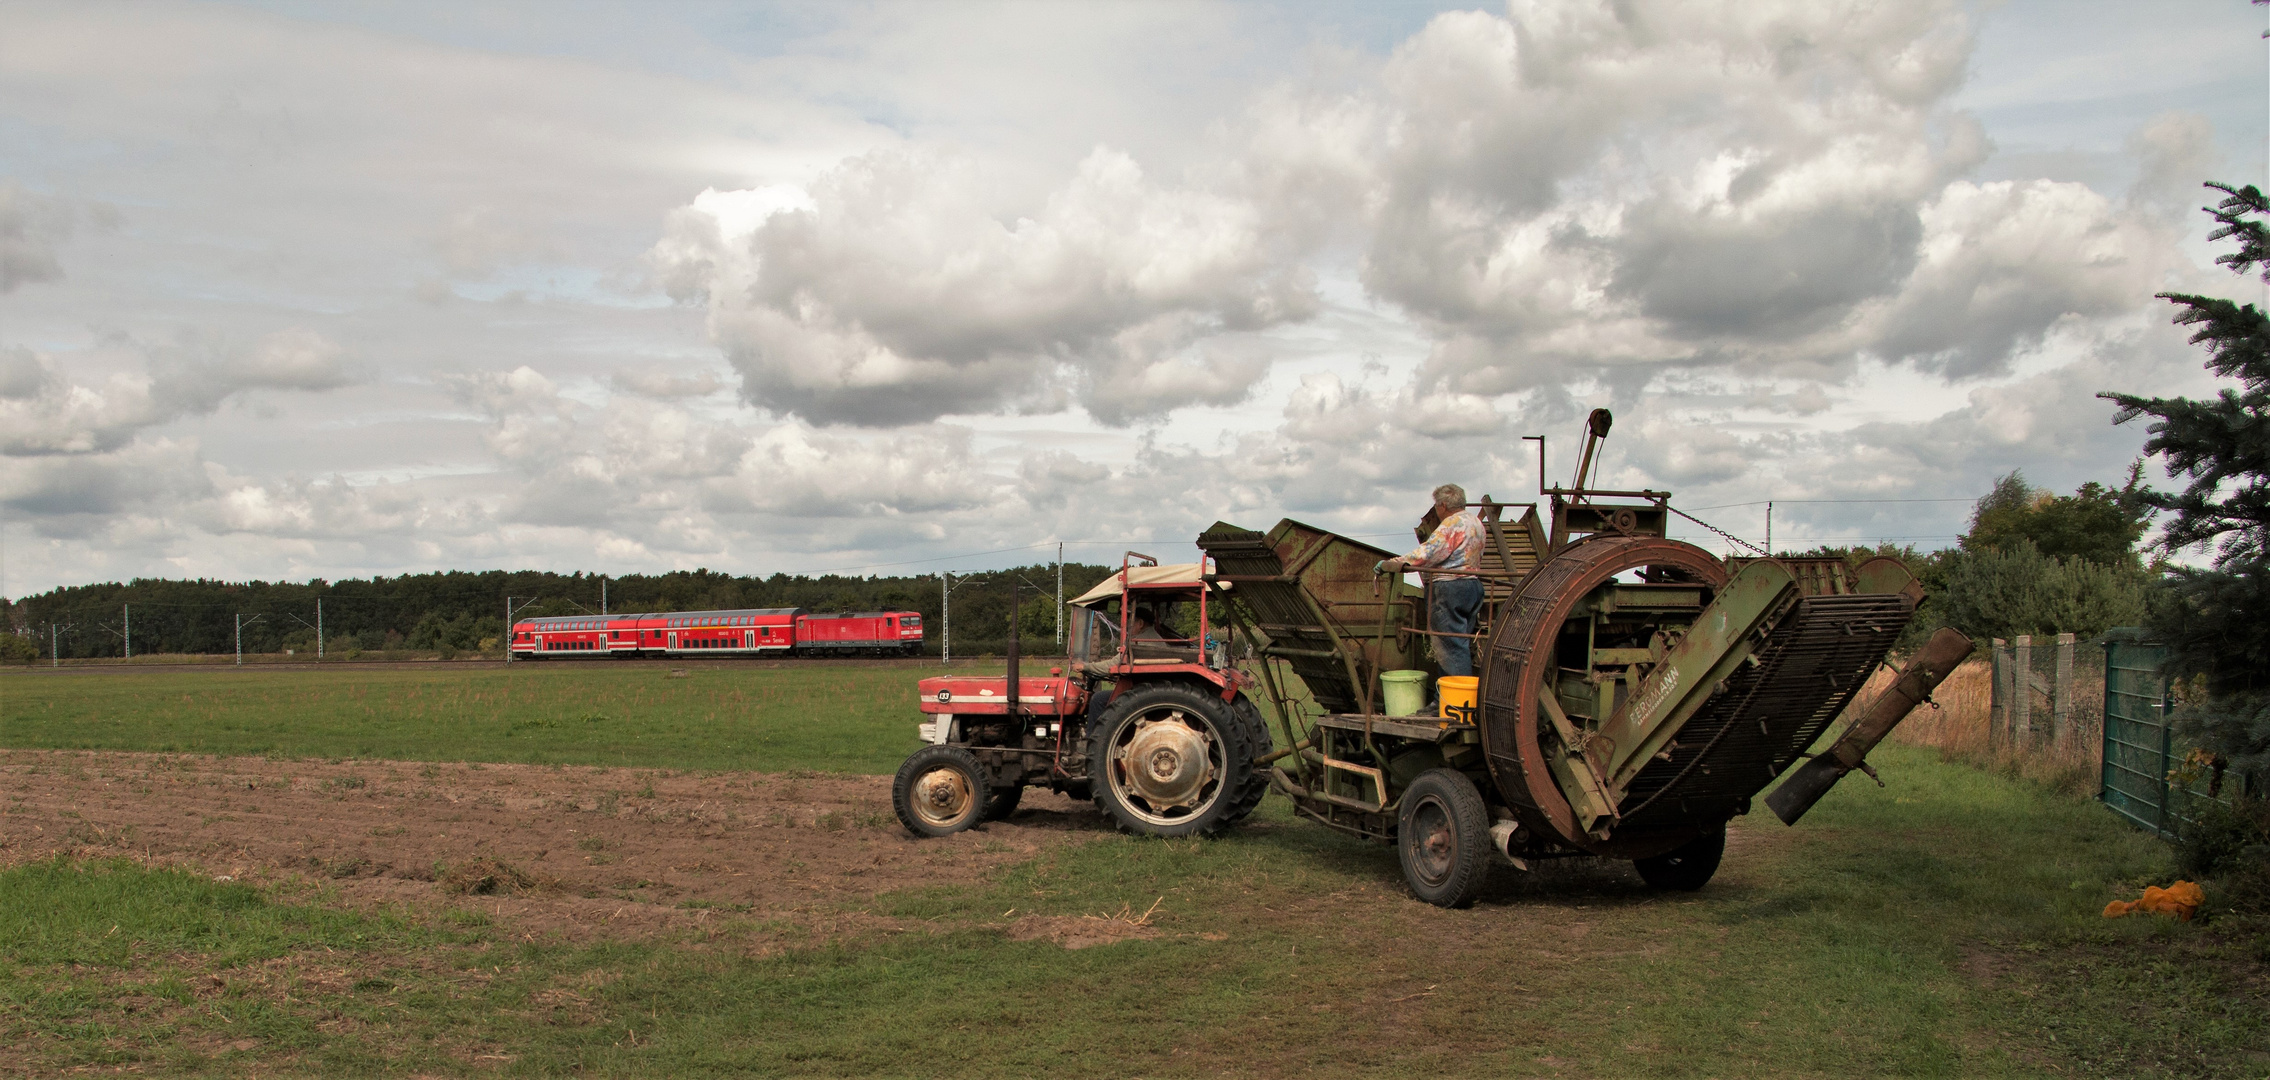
[2,0,2265,596]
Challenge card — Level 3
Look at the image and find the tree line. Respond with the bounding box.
[0,563,1119,662]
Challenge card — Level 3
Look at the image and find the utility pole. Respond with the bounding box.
[601,577,607,616]
[1765,501,1773,556]
[288,605,322,660]
[123,603,130,660]
[1055,542,1064,646]
[941,572,987,666]
[235,613,263,666]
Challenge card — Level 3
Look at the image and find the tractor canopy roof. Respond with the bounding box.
[1067,563,1227,608]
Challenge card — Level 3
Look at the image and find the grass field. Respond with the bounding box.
[4,664,2265,1077]
[0,663,940,774]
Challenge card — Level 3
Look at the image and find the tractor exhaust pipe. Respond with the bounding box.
[1767,627,1974,826]
[1004,583,1020,725]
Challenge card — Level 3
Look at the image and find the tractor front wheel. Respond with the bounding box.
[1397,768,1492,908]
[892,746,991,837]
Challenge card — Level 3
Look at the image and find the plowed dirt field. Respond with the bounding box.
[0,749,1106,944]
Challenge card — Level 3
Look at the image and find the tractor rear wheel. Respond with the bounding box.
[1398,768,1492,908]
[1633,824,1726,891]
[1220,697,1274,827]
[892,746,991,838]
[1089,683,1262,838]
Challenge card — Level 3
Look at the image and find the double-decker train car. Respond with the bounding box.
[509,607,923,660]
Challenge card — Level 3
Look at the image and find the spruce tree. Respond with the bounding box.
[2102,182,2270,784]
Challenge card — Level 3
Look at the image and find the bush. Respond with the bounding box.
[2175,795,2270,916]
[0,632,39,664]
[1930,538,2148,643]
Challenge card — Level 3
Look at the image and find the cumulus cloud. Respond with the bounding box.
[653,147,1319,427]
[439,359,1004,545]
[0,330,356,456]
[1,438,213,521]
[650,0,2188,441]
[1866,179,2165,377]
[1,0,2244,594]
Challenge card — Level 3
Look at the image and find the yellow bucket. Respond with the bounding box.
[1438,675,1479,720]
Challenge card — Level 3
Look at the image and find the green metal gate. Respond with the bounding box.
[2099,632,2224,837]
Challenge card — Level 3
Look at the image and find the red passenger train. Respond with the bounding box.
[509,607,923,659]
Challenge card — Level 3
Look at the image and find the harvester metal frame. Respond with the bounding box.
[1197,408,1968,906]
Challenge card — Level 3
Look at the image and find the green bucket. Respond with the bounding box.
[1380,669,1429,717]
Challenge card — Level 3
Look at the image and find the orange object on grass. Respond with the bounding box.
[2101,880,2204,922]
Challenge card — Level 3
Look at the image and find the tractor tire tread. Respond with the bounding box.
[892,745,991,838]
[1397,767,1493,908]
[1088,682,1260,839]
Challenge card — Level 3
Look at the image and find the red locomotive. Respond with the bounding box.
[508,607,923,659]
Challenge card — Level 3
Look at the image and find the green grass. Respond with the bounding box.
[3,666,2263,1076]
[0,663,958,774]
[7,746,2264,1077]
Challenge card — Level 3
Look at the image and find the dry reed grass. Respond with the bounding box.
[1877,658,2105,798]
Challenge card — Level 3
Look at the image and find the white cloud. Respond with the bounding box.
[0,0,2252,595]
[1866,179,2171,377]
[0,331,358,456]
[655,146,1319,426]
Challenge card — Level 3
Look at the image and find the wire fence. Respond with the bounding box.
[1884,632,2247,830]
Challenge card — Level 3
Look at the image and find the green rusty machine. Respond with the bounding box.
[1198,409,1970,907]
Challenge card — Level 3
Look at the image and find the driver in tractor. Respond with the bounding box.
[1128,604,1167,641]
[1375,483,1486,678]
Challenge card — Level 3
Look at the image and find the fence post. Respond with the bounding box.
[1990,637,2008,751]
[2157,703,2174,838]
[2014,635,2033,749]
[2053,632,2075,757]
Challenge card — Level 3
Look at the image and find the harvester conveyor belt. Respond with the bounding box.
[1610,591,1914,841]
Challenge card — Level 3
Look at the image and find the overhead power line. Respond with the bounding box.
[1685,497,1980,511]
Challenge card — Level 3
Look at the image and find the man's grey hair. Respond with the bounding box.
[1432,484,1466,511]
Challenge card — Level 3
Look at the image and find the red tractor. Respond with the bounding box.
[890,555,1273,839]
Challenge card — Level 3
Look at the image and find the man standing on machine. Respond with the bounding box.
[1375,483,1485,677]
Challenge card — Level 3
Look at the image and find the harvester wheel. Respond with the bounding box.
[1089,683,1260,838]
[892,746,991,838]
[981,784,1024,821]
[1632,824,1725,891]
[1397,768,1492,908]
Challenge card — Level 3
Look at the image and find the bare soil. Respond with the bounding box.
[0,749,1107,944]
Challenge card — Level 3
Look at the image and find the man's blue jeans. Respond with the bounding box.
[1430,576,1485,678]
